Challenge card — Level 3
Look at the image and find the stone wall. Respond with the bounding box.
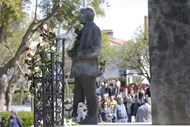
[149,0,190,125]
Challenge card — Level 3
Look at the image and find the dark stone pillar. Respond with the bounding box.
[149,0,190,125]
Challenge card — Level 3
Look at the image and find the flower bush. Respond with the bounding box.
[64,101,88,125]
[24,24,56,94]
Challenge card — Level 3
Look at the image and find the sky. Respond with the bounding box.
[94,0,148,40]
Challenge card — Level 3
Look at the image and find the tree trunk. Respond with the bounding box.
[0,74,8,111]
[20,85,24,105]
[65,78,70,98]
[5,85,12,111]
[5,81,17,111]
[0,4,59,112]
[0,26,5,44]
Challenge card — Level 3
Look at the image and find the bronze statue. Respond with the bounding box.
[67,7,101,125]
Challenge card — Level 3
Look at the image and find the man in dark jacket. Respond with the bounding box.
[67,7,101,125]
[131,95,141,117]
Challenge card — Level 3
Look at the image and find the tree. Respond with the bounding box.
[0,0,109,111]
[116,26,150,83]
[0,0,28,44]
[99,32,117,70]
[0,0,29,111]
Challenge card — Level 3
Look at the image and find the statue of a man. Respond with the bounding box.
[67,7,101,125]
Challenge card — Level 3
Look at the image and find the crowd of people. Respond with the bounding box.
[64,79,152,123]
[96,79,151,123]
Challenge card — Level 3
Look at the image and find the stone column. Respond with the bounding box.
[149,0,190,125]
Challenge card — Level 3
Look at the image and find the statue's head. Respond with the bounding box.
[79,7,95,24]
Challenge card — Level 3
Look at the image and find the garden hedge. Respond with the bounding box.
[0,111,33,127]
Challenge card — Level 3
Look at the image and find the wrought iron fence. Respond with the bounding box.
[32,38,65,127]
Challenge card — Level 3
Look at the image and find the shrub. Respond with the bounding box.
[0,111,33,127]
[119,77,126,86]
[12,93,28,105]
[0,112,9,127]
[18,111,33,127]
[14,88,29,94]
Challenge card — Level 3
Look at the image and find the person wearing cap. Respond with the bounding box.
[135,97,152,122]
[8,110,22,127]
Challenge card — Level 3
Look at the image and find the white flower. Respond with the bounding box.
[34,66,40,72]
[63,27,78,50]
[76,102,88,122]
[65,103,72,110]
[51,46,56,51]
[42,24,49,32]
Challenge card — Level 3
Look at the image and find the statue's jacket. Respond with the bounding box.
[68,21,101,77]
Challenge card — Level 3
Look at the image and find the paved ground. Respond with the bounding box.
[3,105,31,111]
[12,105,31,111]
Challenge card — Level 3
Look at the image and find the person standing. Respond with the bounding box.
[139,89,146,105]
[131,96,141,118]
[109,95,117,112]
[67,7,101,125]
[114,96,128,123]
[116,79,121,96]
[8,110,22,127]
[100,101,114,123]
[124,97,133,122]
[145,85,151,97]
[136,97,152,122]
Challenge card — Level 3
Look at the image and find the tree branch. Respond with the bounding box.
[4,44,25,77]
[1,20,36,73]
[0,4,60,73]
[0,26,5,44]
[137,58,150,82]
[38,6,60,24]
[34,0,38,19]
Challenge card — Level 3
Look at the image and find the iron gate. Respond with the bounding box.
[31,38,65,127]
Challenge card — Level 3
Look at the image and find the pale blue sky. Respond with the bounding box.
[94,0,148,40]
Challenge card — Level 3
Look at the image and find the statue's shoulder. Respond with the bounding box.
[91,22,101,31]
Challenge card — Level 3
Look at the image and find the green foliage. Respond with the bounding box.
[12,92,28,105]
[68,78,74,84]
[18,111,33,127]
[69,83,75,92]
[132,76,144,86]
[0,18,28,66]
[14,88,29,94]
[99,32,117,66]
[116,26,150,83]
[64,118,79,126]
[119,77,126,86]
[0,0,28,48]
[0,111,33,127]
[0,0,25,26]
[64,83,74,99]
[0,111,9,127]
[38,0,109,29]
[89,0,110,17]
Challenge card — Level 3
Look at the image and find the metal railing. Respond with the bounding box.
[32,38,65,127]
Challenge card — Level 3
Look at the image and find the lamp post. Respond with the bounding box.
[126,69,129,85]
